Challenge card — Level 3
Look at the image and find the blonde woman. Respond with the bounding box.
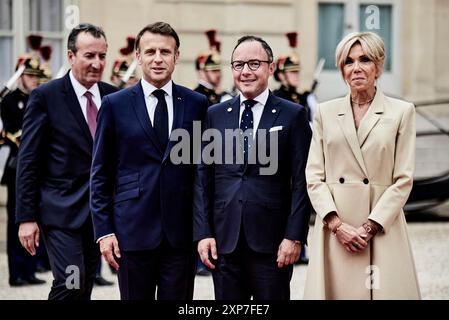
[304,32,420,299]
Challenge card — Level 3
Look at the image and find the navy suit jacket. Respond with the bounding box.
[15,73,118,229]
[90,81,208,251]
[193,93,312,254]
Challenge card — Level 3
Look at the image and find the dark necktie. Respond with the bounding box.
[240,99,257,163]
[152,89,169,149]
[84,91,98,137]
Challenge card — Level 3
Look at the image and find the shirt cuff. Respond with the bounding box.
[96,233,115,243]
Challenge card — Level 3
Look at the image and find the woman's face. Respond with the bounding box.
[343,43,380,92]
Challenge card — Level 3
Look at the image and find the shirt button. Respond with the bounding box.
[363,178,369,184]
[339,177,345,184]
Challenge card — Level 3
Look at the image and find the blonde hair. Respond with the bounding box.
[335,32,385,77]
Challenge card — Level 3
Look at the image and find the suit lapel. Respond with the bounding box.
[131,81,163,155]
[337,94,368,176]
[256,93,282,134]
[225,96,241,130]
[62,73,93,147]
[357,90,384,147]
[163,83,185,161]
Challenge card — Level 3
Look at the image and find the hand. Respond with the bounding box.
[99,235,121,271]
[335,222,368,254]
[277,239,301,268]
[198,238,218,270]
[18,221,40,256]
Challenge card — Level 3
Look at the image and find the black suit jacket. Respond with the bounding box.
[90,81,208,251]
[15,72,117,229]
[193,93,312,254]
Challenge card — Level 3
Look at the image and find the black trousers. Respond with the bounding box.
[212,232,293,300]
[117,237,196,300]
[6,181,38,283]
[42,218,100,300]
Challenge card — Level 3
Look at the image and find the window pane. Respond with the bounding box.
[0,0,12,30]
[29,0,62,32]
[319,3,345,70]
[0,37,13,85]
[360,4,392,71]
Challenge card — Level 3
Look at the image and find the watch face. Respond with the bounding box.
[365,225,372,232]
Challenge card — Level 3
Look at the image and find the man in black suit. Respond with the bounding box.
[1,55,46,286]
[194,36,312,300]
[90,22,208,300]
[15,23,117,300]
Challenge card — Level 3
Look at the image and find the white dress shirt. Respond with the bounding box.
[238,88,269,139]
[140,78,174,134]
[69,71,101,120]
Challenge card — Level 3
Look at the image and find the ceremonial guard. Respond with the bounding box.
[273,32,315,123]
[110,36,138,88]
[194,30,223,106]
[1,53,46,286]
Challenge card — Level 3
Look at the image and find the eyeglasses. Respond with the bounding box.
[231,59,271,71]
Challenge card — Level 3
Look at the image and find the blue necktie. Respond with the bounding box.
[240,99,257,163]
[152,89,169,149]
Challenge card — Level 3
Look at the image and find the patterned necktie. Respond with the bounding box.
[84,91,98,137]
[152,89,169,149]
[240,99,257,163]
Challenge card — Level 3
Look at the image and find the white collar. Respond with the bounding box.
[141,78,173,98]
[69,70,100,99]
[239,88,269,106]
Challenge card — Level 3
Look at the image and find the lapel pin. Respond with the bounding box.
[227,107,232,112]
[272,109,277,113]
[177,97,182,101]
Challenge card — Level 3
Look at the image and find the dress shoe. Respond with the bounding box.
[94,276,114,286]
[9,278,29,287]
[26,275,46,285]
[36,265,51,273]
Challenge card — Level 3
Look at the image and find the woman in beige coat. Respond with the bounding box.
[304,32,421,299]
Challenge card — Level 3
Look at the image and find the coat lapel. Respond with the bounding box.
[337,94,368,176]
[131,81,163,155]
[357,90,384,147]
[62,73,93,147]
[163,83,185,161]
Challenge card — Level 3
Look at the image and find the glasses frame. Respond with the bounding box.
[231,59,272,71]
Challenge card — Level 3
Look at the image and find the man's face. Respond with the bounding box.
[285,70,299,88]
[232,41,274,99]
[68,32,107,89]
[20,74,40,92]
[136,32,179,88]
[204,69,222,89]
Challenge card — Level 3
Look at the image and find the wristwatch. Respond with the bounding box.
[362,222,374,235]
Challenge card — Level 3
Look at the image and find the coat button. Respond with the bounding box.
[339,177,345,184]
[363,178,369,184]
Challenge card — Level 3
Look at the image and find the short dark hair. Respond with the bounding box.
[135,22,180,51]
[67,23,107,54]
[231,35,274,62]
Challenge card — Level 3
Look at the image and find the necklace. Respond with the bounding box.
[351,97,374,106]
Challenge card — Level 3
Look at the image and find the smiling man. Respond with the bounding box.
[194,36,312,300]
[15,24,117,300]
[90,22,208,300]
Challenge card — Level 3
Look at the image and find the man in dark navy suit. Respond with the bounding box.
[90,22,208,300]
[16,24,117,300]
[194,36,312,300]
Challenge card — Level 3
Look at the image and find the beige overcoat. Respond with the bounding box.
[304,90,421,300]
